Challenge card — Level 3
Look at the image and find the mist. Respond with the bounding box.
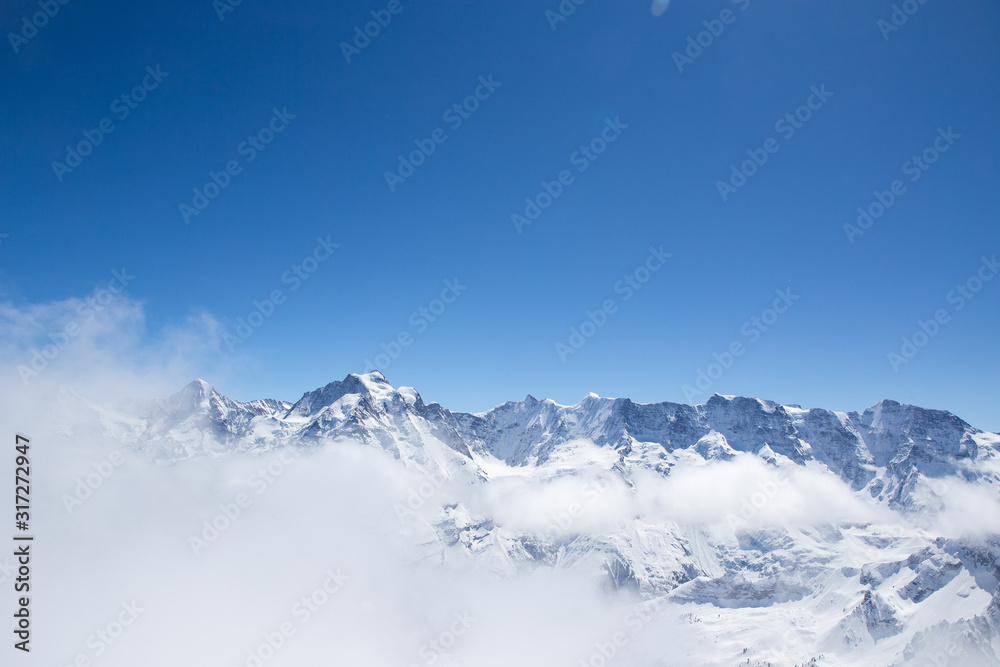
[1,292,997,666]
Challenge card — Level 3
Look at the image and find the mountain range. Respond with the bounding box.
[55,372,1000,665]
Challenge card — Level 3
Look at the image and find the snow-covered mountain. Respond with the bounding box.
[108,371,999,506]
[57,372,1000,665]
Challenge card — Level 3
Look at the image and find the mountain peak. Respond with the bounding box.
[344,371,396,400]
[286,371,401,419]
[183,378,215,395]
[349,370,389,384]
[169,379,218,411]
[866,398,903,413]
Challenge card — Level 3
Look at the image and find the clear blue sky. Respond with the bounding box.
[2,0,998,430]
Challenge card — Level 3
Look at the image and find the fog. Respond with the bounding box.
[1,292,996,666]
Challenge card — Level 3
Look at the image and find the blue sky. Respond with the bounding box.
[2,0,999,430]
